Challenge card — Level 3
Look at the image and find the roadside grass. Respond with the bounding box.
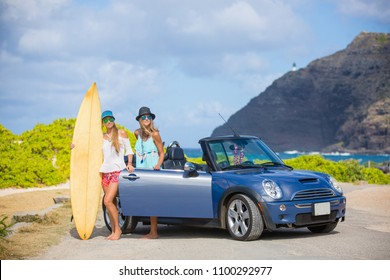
[0,215,10,238]
[0,203,72,260]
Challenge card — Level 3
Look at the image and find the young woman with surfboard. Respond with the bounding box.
[100,110,135,240]
[134,106,165,239]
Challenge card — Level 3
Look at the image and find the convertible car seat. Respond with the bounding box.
[163,145,187,170]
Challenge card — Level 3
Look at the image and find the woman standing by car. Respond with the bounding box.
[100,110,134,240]
[134,106,164,239]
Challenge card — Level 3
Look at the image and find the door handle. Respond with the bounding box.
[122,174,140,180]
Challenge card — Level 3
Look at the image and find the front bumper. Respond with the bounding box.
[260,197,346,230]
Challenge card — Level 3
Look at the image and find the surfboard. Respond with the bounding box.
[70,82,103,240]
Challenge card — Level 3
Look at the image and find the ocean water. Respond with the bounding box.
[183,148,390,164]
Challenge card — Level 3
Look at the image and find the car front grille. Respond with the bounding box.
[293,188,335,200]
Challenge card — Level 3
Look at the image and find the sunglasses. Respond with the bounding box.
[141,115,152,120]
[103,117,115,124]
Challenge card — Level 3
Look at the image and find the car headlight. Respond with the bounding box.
[329,176,343,194]
[262,179,282,199]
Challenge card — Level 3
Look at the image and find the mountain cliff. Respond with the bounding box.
[212,32,390,153]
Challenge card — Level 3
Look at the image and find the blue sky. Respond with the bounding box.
[0,0,389,148]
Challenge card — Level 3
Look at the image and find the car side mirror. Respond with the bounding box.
[184,162,195,172]
[184,162,198,177]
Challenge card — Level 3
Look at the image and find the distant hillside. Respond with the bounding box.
[212,32,390,153]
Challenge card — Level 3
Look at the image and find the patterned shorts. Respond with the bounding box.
[101,171,121,188]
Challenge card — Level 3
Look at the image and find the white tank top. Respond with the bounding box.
[99,136,134,173]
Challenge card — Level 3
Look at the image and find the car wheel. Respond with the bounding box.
[102,195,138,234]
[226,194,263,241]
[307,221,338,233]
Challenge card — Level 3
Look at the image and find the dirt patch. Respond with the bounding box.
[0,188,70,224]
[0,184,71,259]
[0,203,72,259]
[346,186,390,217]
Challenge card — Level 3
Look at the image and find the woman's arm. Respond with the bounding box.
[152,131,164,170]
[119,130,135,172]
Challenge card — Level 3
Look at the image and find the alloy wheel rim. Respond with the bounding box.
[227,199,250,237]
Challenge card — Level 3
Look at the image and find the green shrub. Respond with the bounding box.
[186,157,205,165]
[0,119,76,188]
[285,155,349,181]
[285,155,390,184]
[362,168,390,184]
[0,119,137,188]
[0,215,10,237]
[338,159,365,182]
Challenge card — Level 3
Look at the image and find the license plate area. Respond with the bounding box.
[313,202,330,216]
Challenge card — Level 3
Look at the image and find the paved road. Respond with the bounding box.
[35,183,390,260]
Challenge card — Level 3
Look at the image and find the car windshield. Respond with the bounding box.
[208,138,288,171]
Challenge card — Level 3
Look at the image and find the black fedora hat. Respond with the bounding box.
[136,106,156,121]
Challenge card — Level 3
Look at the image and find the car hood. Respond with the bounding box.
[216,168,338,200]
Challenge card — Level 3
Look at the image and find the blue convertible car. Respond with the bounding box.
[103,135,346,241]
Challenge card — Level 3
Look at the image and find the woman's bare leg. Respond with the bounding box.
[141,216,158,239]
[103,182,122,240]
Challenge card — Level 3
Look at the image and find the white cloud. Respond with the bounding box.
[97,60,161,102]
[1,0,70,21]
[185,101,234,126]
[19,29,63,54]
[0,0,388,146]
[221,52,268,75]
[0,49,23,63]
[170,0,305,46]
[215,1,266,34]
[175,11,211,35]
[171,1,267,37]
[331,0,390,23]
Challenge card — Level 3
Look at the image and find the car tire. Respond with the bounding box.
[226,194,263,241]
[102,195,138,234]
[307,221,338,233]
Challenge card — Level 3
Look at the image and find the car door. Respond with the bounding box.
[118,168,214,218]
